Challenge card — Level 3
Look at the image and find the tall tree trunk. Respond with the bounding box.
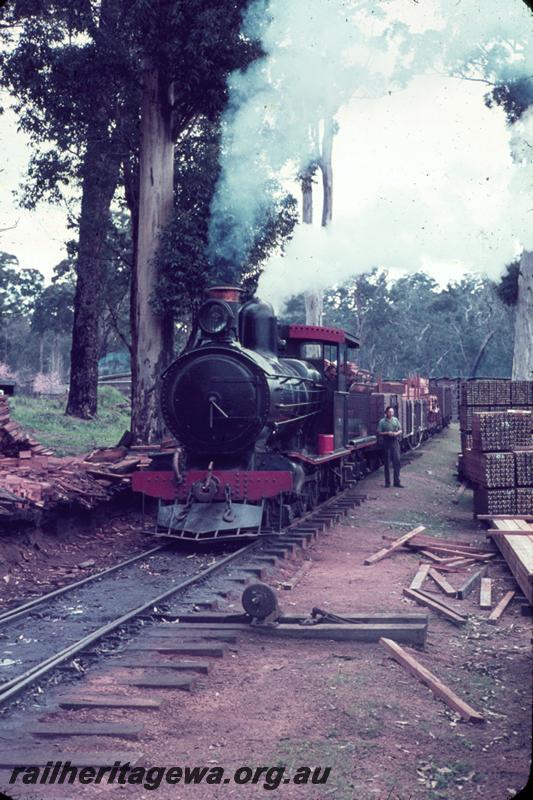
[65,0,122,419]
[304,117,334,327]
[300,165,322,327]
[66,130,121,418]
[512,250,533,380]
[123,156,140,408]
[471,329,495,377]
[131,65,174,443]
[320,117,334,228]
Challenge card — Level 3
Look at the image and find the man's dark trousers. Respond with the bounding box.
[383,439,401,486]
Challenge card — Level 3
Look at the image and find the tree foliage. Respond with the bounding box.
[154,115,297,336]
[283,269,515,378]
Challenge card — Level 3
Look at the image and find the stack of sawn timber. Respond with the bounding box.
[459,379,533,455]
[458,380,533,515]
[461,409,533,516]
[0,394,153,522]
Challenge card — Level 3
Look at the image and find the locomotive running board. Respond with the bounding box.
[156,501,263,540]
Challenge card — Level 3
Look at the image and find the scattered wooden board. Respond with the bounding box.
[428,568,457,597]
[419,550,448,563]
[403,588,467,626]
[412,544,495,560]
[487,591,515,624]
[364,525,426,565]
[457,566,488,600]
[280,560,313,590]
[410,563,431,591]
[479,578,492,609]
[379,638,485,723]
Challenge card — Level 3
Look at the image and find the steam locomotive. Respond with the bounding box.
[132,286,451,542]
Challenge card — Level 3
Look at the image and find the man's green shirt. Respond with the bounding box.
[378,416,401,434]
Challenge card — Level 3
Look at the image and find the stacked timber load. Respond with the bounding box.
[461,379,511,406]
[471,410,532,452]
[473,488,517,516]
[461,404,533,516]
[459,379,533,456]
[515,450,533,486]
[462,451,515,488]
[515,449,533,514]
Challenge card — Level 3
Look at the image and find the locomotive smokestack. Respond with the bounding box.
[206,286,244,304]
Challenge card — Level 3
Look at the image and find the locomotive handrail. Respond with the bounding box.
[274,410,321,428]
[275,400,323,409]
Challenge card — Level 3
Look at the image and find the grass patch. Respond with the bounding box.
[10,386,130,457]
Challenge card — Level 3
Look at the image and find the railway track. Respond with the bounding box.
[0,486,367,711]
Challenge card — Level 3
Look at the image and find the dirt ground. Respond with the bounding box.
[1,426,531,800]
[0,504,150,610]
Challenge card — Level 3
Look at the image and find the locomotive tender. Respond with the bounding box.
[132,286,451,542]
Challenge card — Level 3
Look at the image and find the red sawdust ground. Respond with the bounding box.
[0,509,149,609]
[1,426,531,800]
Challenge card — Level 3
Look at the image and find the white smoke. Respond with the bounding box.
[209,0,533,306]
[208,0,394,269]
[259,74,533,307]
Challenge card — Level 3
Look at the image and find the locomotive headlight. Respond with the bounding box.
[198,300,232,335]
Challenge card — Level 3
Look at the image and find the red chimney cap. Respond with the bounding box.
[205,286,244,303]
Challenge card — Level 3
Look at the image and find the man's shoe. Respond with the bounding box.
[394,483,404,488]
[384,483,391,488]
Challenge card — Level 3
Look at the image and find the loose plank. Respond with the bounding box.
[428,568,457,597]
[419,550,449,563]
[457,566,488,600]
[412,544,495,560]
[379,638,485,723]
[403,588,467,626]
[479,578,492,609]
[488,591,515,624]
[410,563,431,591]
[364,525,426,565]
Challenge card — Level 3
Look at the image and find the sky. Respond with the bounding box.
[0,101,71,278]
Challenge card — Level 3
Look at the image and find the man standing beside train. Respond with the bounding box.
[378,406,404,488]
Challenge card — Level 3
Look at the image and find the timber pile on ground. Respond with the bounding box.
[0,394,161,523]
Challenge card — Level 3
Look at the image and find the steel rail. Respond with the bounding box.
[0,545,166,627]
[0,543,253,706]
